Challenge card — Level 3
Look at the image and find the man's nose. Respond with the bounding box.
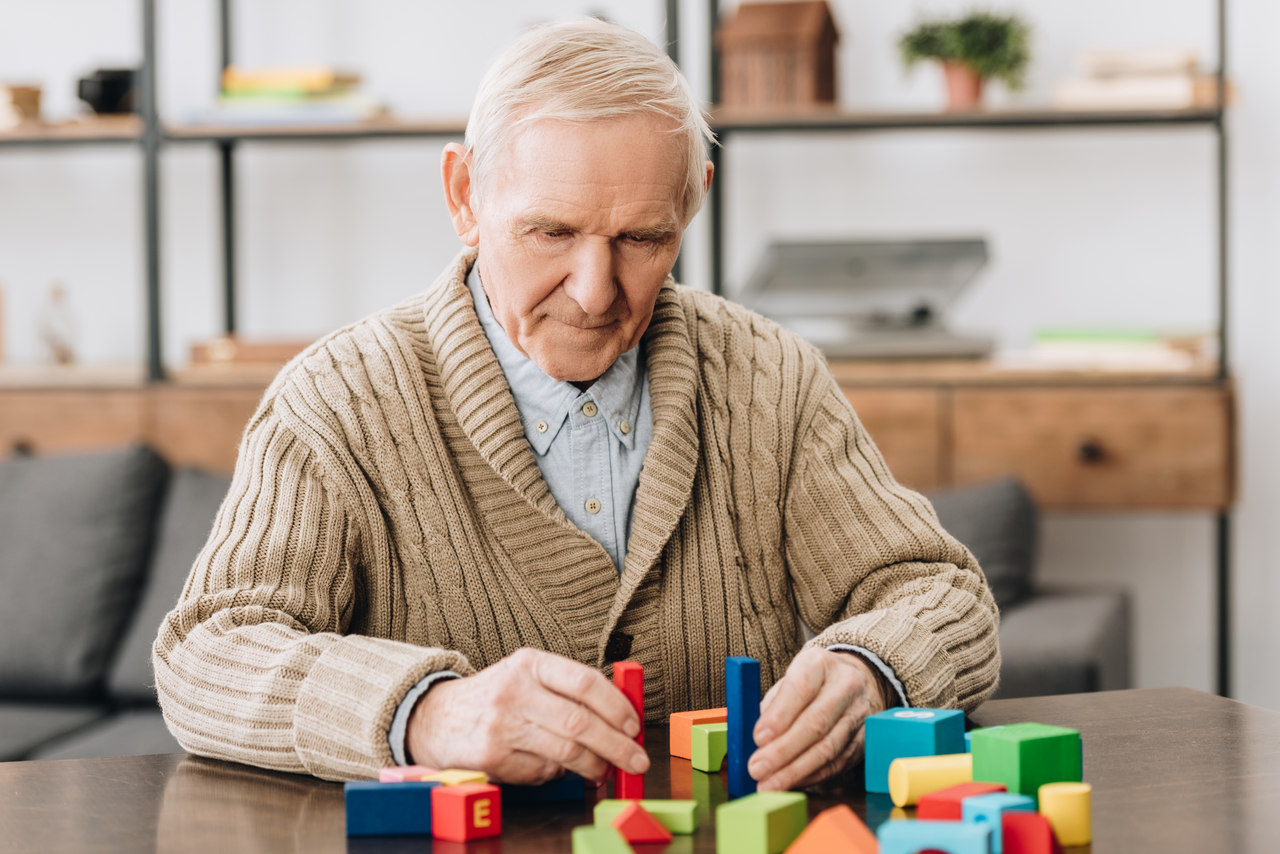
[563,239,618,317]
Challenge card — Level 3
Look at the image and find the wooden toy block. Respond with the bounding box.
[431,782,502,842]
[613,660,645,800]
[501,772,586,804]
[379,765,439,782]
[423,768,489,786]
[593,798,699,834]
[1002,810,1061,854]
[970,723,1083,801]
[962,792,1036,854]
[344,780,437,836]
[888,752,974,807]
[917,782,1008,820]
[782,804,877,854]
[670,707,728,759]
[612,801,674,844]
[692,721,730,772]
[1037,781,1092,846]
[716,791,807,854]
[878,818,993,854]
[864,707,966,794]
[726,656,762,799]
[572,825,633,854]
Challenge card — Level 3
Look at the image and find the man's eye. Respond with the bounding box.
[624,234,652,244]
[542,231,569,239]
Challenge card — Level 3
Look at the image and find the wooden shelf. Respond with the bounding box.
[827,358,1223,388]
[0,116,143,147]
[0,365,146,388]
[164,114,467,143]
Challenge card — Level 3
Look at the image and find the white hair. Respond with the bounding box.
[465,18,715,222]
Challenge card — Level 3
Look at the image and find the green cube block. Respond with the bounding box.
[593,799,698,834]
[715,791,808,854]
[970,722,1083,801]
[572,825,632,854]
[692,721,729,772]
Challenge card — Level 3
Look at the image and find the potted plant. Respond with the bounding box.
[899,12,1031,111]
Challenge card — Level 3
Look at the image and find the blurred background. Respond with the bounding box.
[0,0,1275,719]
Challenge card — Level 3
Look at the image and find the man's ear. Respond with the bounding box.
[703,159,714,193]
[441,142,480,246]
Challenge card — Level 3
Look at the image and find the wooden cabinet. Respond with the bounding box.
[835,361,1234,510]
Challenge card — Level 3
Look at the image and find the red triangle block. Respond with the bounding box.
[784,804,877,854]
[612,802,674,844]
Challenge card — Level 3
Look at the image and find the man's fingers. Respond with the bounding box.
[785,725,865,791]
[516,687,648,779]
[758,706,860,791]
[748,675,847,783]
[523,650,641,737]
[753,648,826,747]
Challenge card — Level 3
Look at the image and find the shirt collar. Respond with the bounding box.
[466,261,644,455]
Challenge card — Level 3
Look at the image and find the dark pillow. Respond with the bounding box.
[107,468,231,704]
[926,478,1038,610]
[0,444,168,699]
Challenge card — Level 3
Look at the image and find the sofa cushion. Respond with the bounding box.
[0,444,168,700]
[927,478,1037,610]
[108,468,231,703]
[28,708,184,760]
[0,703,109,761]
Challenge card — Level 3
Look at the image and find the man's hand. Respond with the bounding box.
[747,647,889,791]
[404,648,649,785]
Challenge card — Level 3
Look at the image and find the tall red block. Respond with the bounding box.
[917,781,1009,820]
[431,783,502,842]
[614,661,644,800]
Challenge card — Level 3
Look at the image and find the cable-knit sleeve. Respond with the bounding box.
[783,359,1000,712]
[152,399,474,781]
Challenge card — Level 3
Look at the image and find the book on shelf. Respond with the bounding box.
[1053,46,1229,111]
[188,65,384,126]
[996,328,1214,372]
[1077,47,1201,79]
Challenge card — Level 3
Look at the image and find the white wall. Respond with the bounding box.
[1,0,1276,705]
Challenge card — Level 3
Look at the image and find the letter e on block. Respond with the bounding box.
[431,783,502,842]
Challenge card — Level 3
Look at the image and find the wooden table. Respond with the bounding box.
[1,687,1276,852]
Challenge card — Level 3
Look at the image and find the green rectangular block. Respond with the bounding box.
[715,791,808,854]
[692,721,729,772]
[970,722,1083,802]
[572,825,632,854]
[593,799,698,834]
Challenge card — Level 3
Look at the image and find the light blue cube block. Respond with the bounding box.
[864,707,966,794]
[878,818,992,854]
[962,792,1036,854]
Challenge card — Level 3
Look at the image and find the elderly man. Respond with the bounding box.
[154,19,999,789]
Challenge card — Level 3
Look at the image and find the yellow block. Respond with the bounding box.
[423,769,489,786]
[1039,781,1092,846]
[887,753,973,807]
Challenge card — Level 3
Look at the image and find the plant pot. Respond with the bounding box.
[941,61,984,111]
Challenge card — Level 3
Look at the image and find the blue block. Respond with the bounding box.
[344,780,438,837]
[878,818,992,854]
[961,793,1036,854]
[864,707,966,794]
[965,732,972,753]
[726,656,761,800]
[502,772,587,804]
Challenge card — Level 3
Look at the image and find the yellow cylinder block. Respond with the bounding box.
[1039,781,1093,846]
[887,753,974,807]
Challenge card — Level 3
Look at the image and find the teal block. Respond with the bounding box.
[879,819,992,854]
[715,791,807,854]
[864,707,966,794]
[970,722,1083,801]
[344,780,438,836]
[572,825,632,853]
[961,793,1035,854]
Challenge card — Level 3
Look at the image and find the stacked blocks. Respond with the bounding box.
[784,804,878,854]
[917,782,1008,820]
[572,825,632,854]
[726,656,762,799]
[423,769,489,786]
[379,765,438,782]
[692,721,730,772]
[670,707,728,760]
[970,723,1083,802]
[1002,811,1061,854]
[1038,781,1092,846]
[878,819,993,854]
[612,802,673,844]
[716,791,807,854]
[593,799,699,834]
[888,752,973,807]
[432,782,502,842]
[864,707,966,794]
[344,780,438,836]
[613,661,645,800]
[962,793,1035,854]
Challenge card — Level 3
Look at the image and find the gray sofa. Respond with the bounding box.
[0,446,1128,762]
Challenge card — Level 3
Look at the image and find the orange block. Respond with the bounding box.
[612,802,674,844]
[783,804,877,854]
[431,783,501,842]
[669,708,728,760]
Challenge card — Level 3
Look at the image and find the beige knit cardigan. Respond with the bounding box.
[153,248,999,782]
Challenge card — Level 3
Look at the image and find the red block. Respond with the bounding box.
[917,781,1009,820]
[784,804,878,854]
[1003,811,1062,854]
[614,661,645,800]
[612,802,673,844]
[431,783,502,842]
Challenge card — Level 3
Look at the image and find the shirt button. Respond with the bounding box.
[585,498,602,514]
[535,420,548,433]
[582,401,599,418]
[619,420,631,435]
